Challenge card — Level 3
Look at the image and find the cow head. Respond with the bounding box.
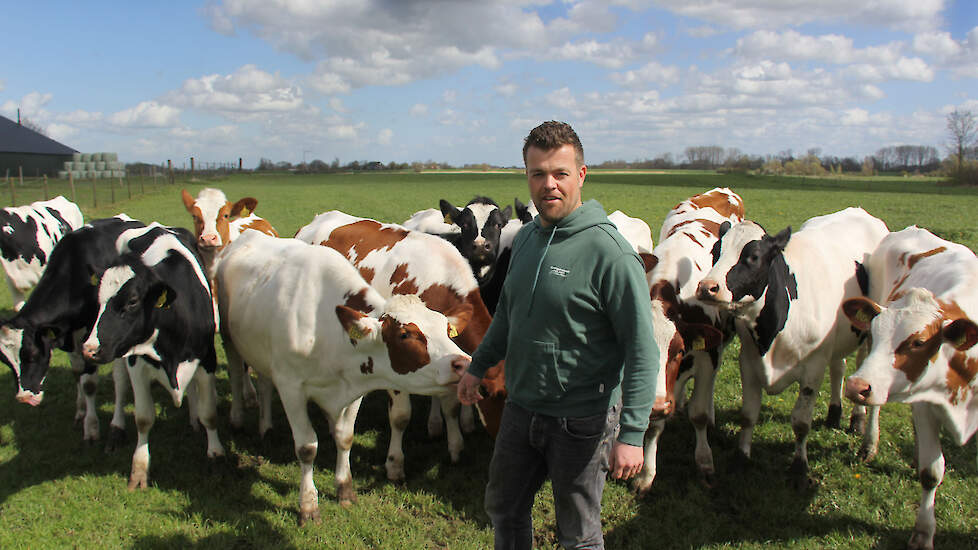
[335,294,471,395]
[440,197,512,284]
[82,257,183,389]
[0,320,66,406]
[648,281,723,419]
[514,197,535,224]
[181,188,258,252]
[697,221,775,306]
[843,289,978,412]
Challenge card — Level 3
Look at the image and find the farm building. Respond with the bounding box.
[0,113,78,178]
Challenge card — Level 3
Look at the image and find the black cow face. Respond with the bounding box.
[0,322,63,397]
[440,197,511,284]
[726,227,792,302]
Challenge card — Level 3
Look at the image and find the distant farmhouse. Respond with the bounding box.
[0,113,79,178]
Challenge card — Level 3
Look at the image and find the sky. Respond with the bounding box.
[1,0,976,169]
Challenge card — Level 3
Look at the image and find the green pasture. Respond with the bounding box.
[0,171,976,549]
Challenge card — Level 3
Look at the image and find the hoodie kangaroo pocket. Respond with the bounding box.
[529,340,567,398]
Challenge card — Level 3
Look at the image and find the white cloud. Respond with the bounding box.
[494,82,517,97]
[107,101,181,128]
[610,61,681,87]
[378,128,393,145]
[443,90,457,103]
[410,103,428,117]
[167,64,303,118]
[913,27,978,78]
[327,123,362,140]
[686,25,719,38]
[841,108,870,126]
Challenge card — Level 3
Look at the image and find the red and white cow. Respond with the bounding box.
[215,230,470,523]
[696,207,888,487]
[181,188,279,428]
[295,211,504,481]
[0,196,84,311]
[843,226,978,550]
[633,187,743,492]
[608,209,654,256]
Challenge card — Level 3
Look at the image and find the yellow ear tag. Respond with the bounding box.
[46,329,56,340]
[693,335,706,350]
[443,214,453,225]
[448,324,459,338]
[349,324,367,340]
[90,274,99,287]
[155,290,168,309]
[856,309,871,324]
[240,207,251,217]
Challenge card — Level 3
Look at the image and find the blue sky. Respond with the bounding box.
[2,1,975,168]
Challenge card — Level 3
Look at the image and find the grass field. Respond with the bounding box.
[0,171,976,549]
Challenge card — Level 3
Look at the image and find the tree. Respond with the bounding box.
[946,109,977,177]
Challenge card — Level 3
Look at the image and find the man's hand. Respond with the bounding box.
[609,440,644,480]
[457,370,484,406]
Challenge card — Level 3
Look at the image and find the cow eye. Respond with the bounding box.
[400,331,409,340]
[911,338,925,349]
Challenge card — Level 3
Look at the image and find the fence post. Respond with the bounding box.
[43,175,49,200]
[7,169,14,205]
[69,171,76,202]
[168,160,174,185]
[110,177,115,203]
[190,157,195,180]
[18,166,23,187]
[124,177,131,200]
[92,176,97,208]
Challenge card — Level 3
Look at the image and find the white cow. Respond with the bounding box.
[216,230,470,524]
[696,207,888,487]
[843,226,978,550]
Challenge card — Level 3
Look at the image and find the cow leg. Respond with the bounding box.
[224,340,249,430]
[68,350,100,442]
[185,376,200,432]
[734,350,763,467]
[256,372,275,438]
[633,417,664,495]
[427,396,445,438]
[5,275,25,312]
[439,393,464,463]
[908,403,943,550]
[106,359,129,452]
[857,405,881,462]
[329,396,363,508]
[386,390,410,481]
[278,385,321,525]
[127,360,155,490]
[688,352,719,486]
[787,363,825,490]
[825,357,845,429]
[460,404,476,433]
[193,370,225,459]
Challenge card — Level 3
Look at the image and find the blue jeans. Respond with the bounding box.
[485,400,620,550]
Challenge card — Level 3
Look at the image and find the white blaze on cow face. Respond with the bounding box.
[182,188,258,253]
[845,289,978,408]
[83,265,136,357]
[697,221,766,306]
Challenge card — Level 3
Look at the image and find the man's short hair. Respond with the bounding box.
[523,121,584,167]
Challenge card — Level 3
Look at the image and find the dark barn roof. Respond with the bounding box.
[0,114,77,155]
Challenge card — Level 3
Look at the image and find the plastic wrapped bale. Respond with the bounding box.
[58,171,68,179]
[95,161,106,171]
[113,170,125,178]
[71,171,82,180]
[64,161,74,171]
[91,153,102,162]
[72,152,82,162]
[80,153,91,162]
[102,152,118,162]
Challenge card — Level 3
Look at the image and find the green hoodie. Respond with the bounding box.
[468,200,659,447]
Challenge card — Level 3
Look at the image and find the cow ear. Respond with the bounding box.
[718,221,731,239]
[444,302,473,337]
[678,322,723,352]
[842,297,881,331]
[942,318,978,351]
[335,305,379,343]
[147,283,177,310]
[181,189,196,213]
[771,226,792,250]
[36,325,66,349]
[230,197,258,219]
[640,253,657,273]
[499,205,513,221]
[440,199,460,224]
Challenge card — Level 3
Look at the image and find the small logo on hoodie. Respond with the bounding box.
[549,266,570,278]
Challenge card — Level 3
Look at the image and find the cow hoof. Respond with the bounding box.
[427,419,444,439]
[699,471,718,489]
[848,413,867,435]
[907,529,934,550]
[825,404,842,430]
[127,473,149,491]
[298,508,322,526]
[104,426,127,453]
[631,476,653,496]
[857,445,877,463]
[787,459,815,491]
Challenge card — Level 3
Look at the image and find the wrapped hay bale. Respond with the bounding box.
[72,152,82,162]
[58,171,68,179]
[102,152,118,162]
[80,153,91,162]
[95,161,106,171]
[91,153,102,162]
[64,161,74,170]
[113,170,125,178]
[100,170,114,179]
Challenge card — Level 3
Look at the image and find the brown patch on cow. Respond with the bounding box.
[389,263,420,295]
[908,247,946,269]
[653,332,685,419]
[343,288,374,314]
[689,190,744,220]
[946,351,978,405]
[639,253,657,273]
[322,220,409,262]
[240,218,279,237]
[937,298,967,322]
[683,232,702,247]
[892,319,944,383]
[888,273,911,303]
[360,356,374,374]
[898,251,908,266]
[667,219,722,240]
[650,280,680,321]
[230,197,258,218]
[358,266,375,284]
[381,317,430,374]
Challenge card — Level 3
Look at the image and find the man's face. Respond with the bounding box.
[525,144,586,227]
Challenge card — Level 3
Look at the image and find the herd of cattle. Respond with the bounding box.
[0,187,975,548]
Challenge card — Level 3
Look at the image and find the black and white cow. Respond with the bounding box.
[81,223,224,490]
[0,215,143,445]
[1,196,84,311]
[696,207,888,486]
[478,197,535,315]
[439,197,512,286]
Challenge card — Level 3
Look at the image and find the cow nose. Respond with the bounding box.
[82,343,99,360]
[199,234,220,248]
[697,279,720,300]
[845,377,872,404]
[650,396,675,419]
[450,355,470,379]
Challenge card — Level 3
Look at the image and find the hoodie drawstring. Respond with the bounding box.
[528,225,557,314]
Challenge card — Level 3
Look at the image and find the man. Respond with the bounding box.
[457,121,658,549]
